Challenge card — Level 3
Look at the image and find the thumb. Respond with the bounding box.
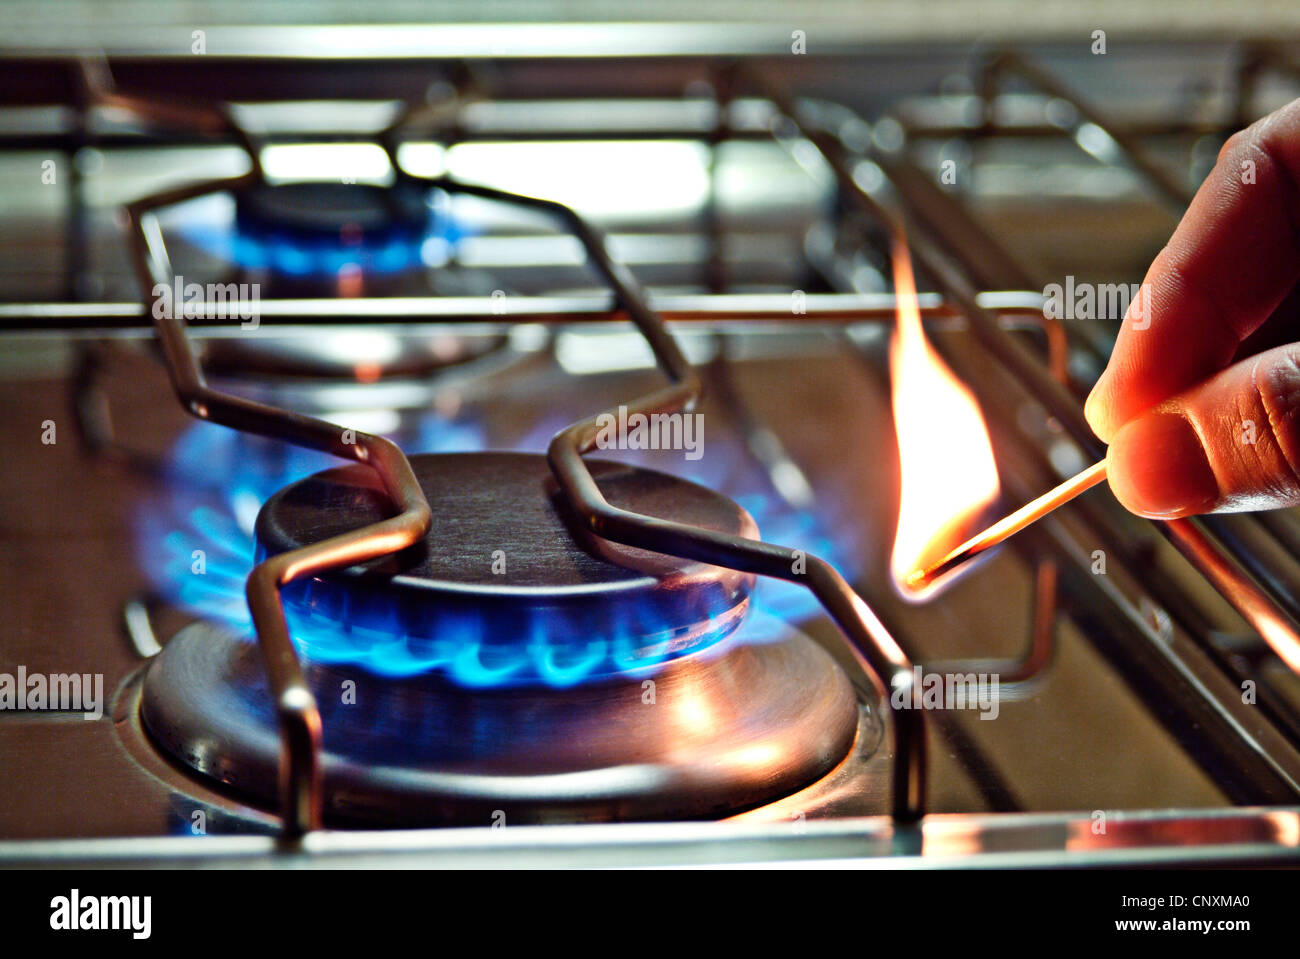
[1106,343,1300,518]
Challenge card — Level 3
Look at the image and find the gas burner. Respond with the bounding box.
[255,453,757,678]
[232,181,431,292]
[138,452,863,824]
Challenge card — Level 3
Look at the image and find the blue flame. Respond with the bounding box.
[173,188,471,279]
[137,409,861,688]
[281,592,730,688]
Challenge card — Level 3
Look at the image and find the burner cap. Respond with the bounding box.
[237,181,428,238]
[254,452,759,684]
[233,181,429,276]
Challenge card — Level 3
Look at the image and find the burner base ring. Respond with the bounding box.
[140,617,862,826]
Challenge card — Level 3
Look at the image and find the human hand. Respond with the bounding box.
[1085,98,1300,518]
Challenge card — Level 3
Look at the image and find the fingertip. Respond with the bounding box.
[1107,412,1219,519]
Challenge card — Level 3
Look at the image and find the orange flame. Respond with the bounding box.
[889,236,1000,596]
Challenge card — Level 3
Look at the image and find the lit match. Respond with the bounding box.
[907,459,1108,589]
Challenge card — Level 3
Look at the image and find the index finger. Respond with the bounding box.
[1085,98,1300,443]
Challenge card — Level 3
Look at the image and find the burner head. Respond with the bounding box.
[233,181,429,277]
[254,452,759,685]
[139,450,866,825]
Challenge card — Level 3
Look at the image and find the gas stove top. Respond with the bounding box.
[3,21,1300,869]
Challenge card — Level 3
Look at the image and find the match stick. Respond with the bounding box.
[907,460,1108,589]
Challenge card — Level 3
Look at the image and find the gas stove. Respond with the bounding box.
[3,15,1300,869]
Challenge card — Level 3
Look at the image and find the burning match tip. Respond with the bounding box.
[905,549,968,591]
[904,568,931,590]
[904,459,1109,591]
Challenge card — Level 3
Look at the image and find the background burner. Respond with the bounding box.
[232,181,431,289]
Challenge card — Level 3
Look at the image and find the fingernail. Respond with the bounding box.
[1083,387,1104,434]
[1108,412,1219,518]
[1083,378,1115,443]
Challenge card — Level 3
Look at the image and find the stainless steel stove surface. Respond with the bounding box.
[3,11,1300,869]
